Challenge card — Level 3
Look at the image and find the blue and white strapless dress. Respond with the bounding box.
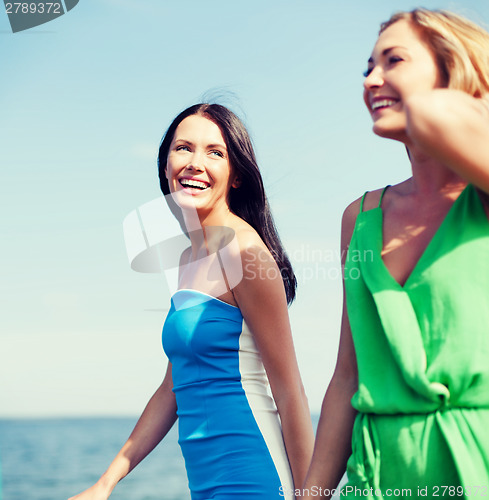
[162,289,295,499]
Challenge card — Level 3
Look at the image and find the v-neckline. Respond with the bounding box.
[377,184,471,290]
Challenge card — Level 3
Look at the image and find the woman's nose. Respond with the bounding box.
[188,152,205,172]
[363,66,384,90]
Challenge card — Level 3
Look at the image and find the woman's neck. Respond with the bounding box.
[183,205,235,259]
[407,145,466,195]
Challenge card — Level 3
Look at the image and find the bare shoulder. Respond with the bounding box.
[227,217,283,291]
[342,184,399,249]
[215,217,277,295]
[230,217,270,256]
[342,189,378,238]
[342,196,362,231]
[229,219,288,313]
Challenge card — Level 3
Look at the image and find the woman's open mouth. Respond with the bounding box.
[179,178,210,191]
[371,98,400,112]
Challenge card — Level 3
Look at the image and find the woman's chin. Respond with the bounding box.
[170,190,201,210]
[372,122,408,143]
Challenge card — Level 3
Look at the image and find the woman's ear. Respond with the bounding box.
[231,175,241,189]
[164,165,169,179]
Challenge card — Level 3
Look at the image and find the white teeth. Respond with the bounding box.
[371,99,398,111]
[180,179,209,190]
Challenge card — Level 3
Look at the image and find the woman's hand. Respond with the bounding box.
[67,479,112,500]
[406,89,489,192]
[67,363,177,500]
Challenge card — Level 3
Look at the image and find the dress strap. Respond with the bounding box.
[360,185,391,212]
[378,185,390,208]
[359,191,369,213]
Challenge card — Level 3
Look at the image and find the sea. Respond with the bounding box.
[0,417,189,500]
[0,416,321,500]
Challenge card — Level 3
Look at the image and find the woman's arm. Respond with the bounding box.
[301,201,360,499]
[68,362,178,500]
[406,89,489,192]
[300,300,357,499]
[233,237,314,490]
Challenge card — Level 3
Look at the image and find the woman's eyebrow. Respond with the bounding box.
[173,139,227,150]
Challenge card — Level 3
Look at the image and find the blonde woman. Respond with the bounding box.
[303,9,489,498]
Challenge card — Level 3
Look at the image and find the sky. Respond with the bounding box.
[1,0,489,418]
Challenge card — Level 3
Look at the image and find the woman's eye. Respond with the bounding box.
[210,150,224,158]
[388,55,403,65]
[176,145,190,152]
[364,56,403,77]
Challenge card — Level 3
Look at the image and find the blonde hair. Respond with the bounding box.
[380,8,489,97]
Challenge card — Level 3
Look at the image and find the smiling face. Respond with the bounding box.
[363,19,444,142]
[165,114,239,217]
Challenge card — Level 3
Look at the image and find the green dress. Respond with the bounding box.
[343,184,489,498]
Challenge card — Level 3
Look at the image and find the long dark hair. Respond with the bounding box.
[157,103,297,304]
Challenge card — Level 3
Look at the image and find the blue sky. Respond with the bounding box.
[1,0,489,417]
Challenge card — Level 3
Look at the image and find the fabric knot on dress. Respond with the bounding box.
[430,381,451,409]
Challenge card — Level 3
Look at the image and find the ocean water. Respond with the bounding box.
[0,416,322,500]
[0,418,189,500]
